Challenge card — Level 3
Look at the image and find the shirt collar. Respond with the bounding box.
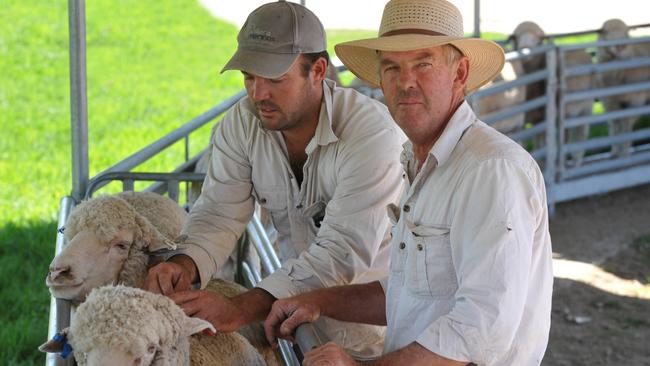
[400,100,476,169]
[309,79,339,151]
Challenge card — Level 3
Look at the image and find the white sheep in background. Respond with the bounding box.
[562,48,595,167]
[473,58,527,135]
[39,285,266,366]
[511,21,548,148]
[45,191,278,365]
[597,18,650,157]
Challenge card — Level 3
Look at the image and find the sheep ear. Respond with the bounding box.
[134,213,177,252]
[38,328,69,353]
[147,228,177,252]
[181,316,216,337]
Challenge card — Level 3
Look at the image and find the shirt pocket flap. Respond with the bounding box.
[386,203,400,225]
[253,186,287,211]
[407,222,450,237]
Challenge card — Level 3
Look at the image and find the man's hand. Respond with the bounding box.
[264,295,322,347]
[144,255,197,295]
[170,290,245,332]
[303,342,359,366]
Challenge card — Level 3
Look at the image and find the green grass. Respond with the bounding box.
[0,0,243,363]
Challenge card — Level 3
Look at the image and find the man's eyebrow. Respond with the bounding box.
[379,51,436,66]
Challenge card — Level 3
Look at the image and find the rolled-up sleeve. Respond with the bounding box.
[415,158,543,363]
[176,105,255,288]
[258,125,405,299]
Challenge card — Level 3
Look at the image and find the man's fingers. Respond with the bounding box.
[172,274,191,292]
[279,306,315,337]
[264,302,292,346]
[169,290,201,305]
[158,272,176,296]
[143,272,163,294]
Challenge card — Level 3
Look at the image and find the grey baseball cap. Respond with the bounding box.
[221,1,327,78]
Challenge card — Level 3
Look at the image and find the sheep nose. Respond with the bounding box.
[49,266,71,280]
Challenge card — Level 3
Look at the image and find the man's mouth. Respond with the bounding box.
[397,99,422,106]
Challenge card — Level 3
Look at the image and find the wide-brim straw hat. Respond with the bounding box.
[335,0,505,93]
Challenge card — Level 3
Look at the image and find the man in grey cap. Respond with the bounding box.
[145,0,405,359]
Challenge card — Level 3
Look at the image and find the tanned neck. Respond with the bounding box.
[412,97,464,169]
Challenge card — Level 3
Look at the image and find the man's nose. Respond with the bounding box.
[397,67,417,90]
[250,77,271,101]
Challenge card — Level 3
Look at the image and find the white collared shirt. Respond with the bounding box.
[382,101,553,365]
[177,80,406,358]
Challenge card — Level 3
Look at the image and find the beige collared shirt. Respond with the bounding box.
[382,101,553,365]
[177,80,406,358]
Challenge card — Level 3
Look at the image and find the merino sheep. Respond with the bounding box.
[511,21,548,147]
[46,191,187,303]
[473,58,527,135]
[46,191,278,365]
[597,18,650,157]
[40,285,266,366]
[562,48,595,166]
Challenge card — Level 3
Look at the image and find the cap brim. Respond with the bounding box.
[335,34,505,93]
[221,48,300,79]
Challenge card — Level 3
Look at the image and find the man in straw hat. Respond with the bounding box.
[263,0,553,365]
[144,0,406,360]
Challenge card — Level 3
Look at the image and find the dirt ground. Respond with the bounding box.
[543,183,650,365]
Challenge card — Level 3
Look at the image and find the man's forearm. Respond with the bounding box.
[232,288,277,324]
[313,281,386,325]
[364,342,469,366]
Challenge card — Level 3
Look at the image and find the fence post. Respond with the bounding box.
[544,47,558,215]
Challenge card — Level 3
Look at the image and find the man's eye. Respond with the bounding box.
[383,66,398,73]
[269,78,283,84]
[418,63,432,68]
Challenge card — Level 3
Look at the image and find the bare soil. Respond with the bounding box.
[543,183,650,365]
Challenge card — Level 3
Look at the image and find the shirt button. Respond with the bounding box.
[417,244,423,251]
[289,174,294,179]
[259,198,267,204]
[399,242,405,250]
[403,205,410,212]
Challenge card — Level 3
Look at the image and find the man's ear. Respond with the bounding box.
[311,57,328,83]
[454,56,470,94]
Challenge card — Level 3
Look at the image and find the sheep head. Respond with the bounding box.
[599,19,632,60]
[512,21,545,50]
[40,285,214,366]
[46,193,184,304]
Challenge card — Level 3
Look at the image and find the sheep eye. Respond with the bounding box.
[115,242,130,251]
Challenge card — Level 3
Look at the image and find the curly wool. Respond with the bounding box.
[69,285,266,366]
[63,192,187,287]
[70,286,186,361]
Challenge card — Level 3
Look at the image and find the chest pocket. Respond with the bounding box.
[253,187,288,229]
[387,204,406,282]
[405,224,457,298]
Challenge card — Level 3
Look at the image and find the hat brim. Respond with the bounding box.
[221,48,300,79]
[335,34,505,93]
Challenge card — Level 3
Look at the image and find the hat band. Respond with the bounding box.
[381,29,447,37]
